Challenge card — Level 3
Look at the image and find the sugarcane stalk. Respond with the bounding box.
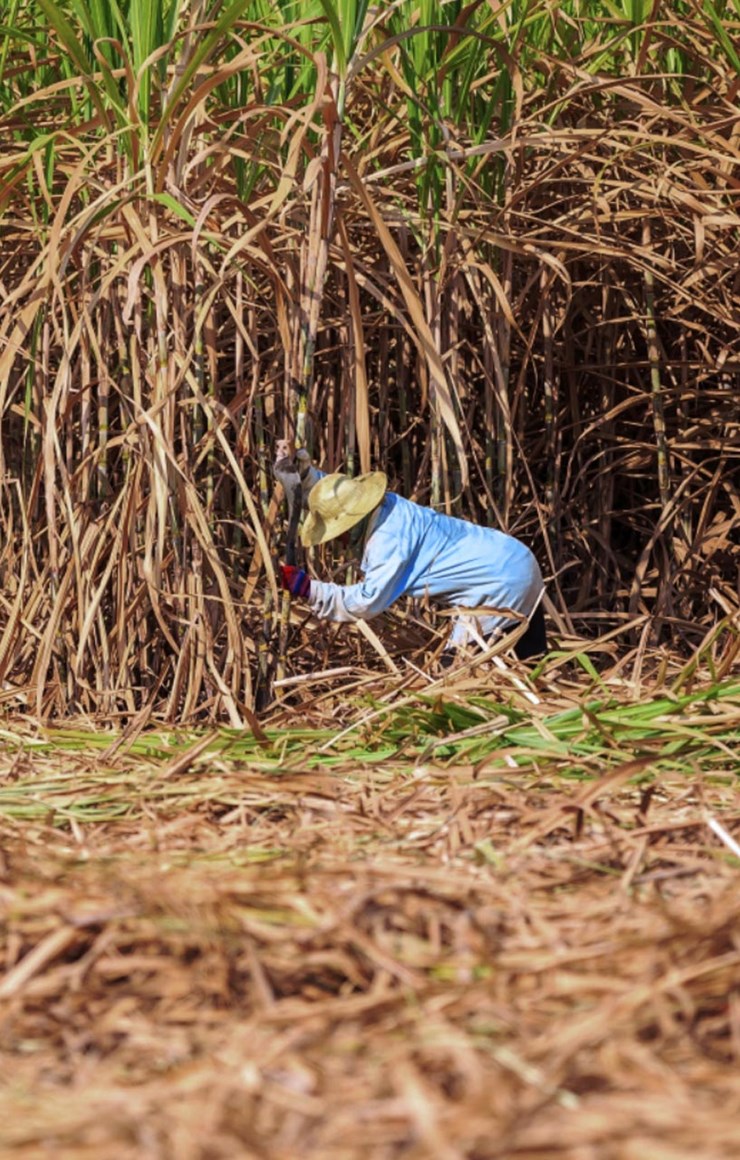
[397,236,412,498]
[541,266,560,557]
[264,70,344,704]
[96,302,110,502]
[423,256,443,509]
[193,255,205,451]
[274,456,303,687]
[642,219,671,513]
[80,245,91,504]
[233,271,246,567]
[497,244,513,523]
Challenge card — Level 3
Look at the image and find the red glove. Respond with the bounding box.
[280,564,311,598]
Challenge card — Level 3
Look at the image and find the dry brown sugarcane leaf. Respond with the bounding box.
[460,241,519,333]
[151,39,269,183]
[338,214,371,475]
[182,364,278,606]
[628,465,709,615]
[0,481,31,684]
[204,654,243,729]
[268,51,328,220]
[60,160,145,260]
[142,406,244,682]
[343,152,468,488]
[334,253,425,350]
[292,75,342,410]
[166,619,194,723]
[0,286,49,410]
[1,136,88,376]
[393,1060,460,1160]
[217,218,297,311]
[121,233,191,326]
[516,755,658,849]
[31,549,76,714]
[74,487,129,674]
[0,925,80,1000]
[354,618,399,674]
[242,492,281,605]
[141,497,180,655]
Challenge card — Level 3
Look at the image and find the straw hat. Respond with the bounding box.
[301,471,387,547]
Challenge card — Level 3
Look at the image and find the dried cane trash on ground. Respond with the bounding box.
[0,648,739,1159]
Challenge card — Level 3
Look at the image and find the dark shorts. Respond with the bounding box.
[513,603,547,660]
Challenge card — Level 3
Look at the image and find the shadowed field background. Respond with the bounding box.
[0,0,738,719]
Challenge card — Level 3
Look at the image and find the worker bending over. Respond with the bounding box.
[275,441,547,662]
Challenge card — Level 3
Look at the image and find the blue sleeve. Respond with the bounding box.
[307,533,412,622]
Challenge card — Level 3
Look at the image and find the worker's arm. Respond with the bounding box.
[307,531,413,622]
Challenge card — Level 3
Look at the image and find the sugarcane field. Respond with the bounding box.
[1,1,740,1157]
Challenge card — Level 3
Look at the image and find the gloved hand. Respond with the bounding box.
[280,564,311,598]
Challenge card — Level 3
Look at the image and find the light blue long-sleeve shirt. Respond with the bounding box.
[306,485,543,646]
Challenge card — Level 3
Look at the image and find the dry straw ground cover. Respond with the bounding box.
[1,626,739,1158]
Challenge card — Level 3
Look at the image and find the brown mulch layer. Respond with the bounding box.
[0,733,738,1159]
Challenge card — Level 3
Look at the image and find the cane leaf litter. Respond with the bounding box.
[1,631,740,1158]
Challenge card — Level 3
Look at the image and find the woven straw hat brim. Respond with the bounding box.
[301,471,387,547]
